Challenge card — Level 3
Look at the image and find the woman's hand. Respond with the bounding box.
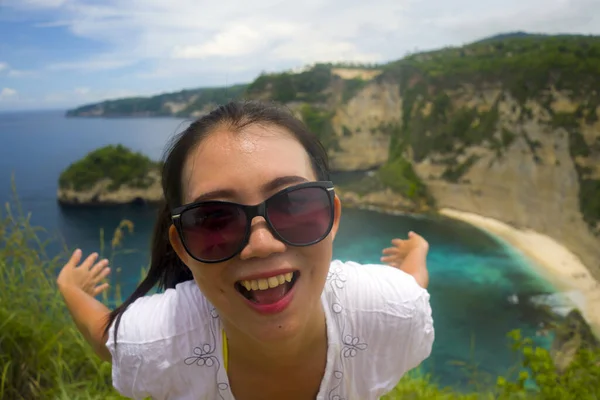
[380,231,430,288]
[57,249,111,297]
[380,231,429,268]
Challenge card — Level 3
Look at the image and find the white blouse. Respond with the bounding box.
[106,259,435,400]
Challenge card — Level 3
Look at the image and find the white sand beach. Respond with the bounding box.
[439,208,600,337]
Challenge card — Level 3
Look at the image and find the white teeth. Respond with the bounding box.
[241,272,295,291]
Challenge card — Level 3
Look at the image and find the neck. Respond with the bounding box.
[223,305,327,371]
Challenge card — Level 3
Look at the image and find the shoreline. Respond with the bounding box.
[439,208,600,337]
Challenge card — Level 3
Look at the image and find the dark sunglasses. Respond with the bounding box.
[171,181,336,263]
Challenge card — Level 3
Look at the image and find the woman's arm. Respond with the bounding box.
[57,249,113,362]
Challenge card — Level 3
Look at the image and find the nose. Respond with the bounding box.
[239,217,286,260]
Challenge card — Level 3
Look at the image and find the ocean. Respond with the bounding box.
[0,110,556,390]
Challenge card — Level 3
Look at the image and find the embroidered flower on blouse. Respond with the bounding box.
[342,335,367,358]
[184,344,218,367]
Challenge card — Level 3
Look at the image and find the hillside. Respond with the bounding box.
[66,84,248,118]
[64,33,600,281]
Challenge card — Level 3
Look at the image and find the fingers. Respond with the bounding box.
[90,258,110,279]
[391,238,405,247]
[93,282,110,297]
[381,247,399,255]
[80,252,99,270]
[66,249,82,269]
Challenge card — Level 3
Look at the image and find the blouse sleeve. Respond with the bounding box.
[105,289,183,400]
[336,261,435,397]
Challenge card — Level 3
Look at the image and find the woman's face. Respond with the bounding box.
[169,123,342,343]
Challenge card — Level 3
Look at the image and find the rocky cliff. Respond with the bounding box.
[408,86,600,282]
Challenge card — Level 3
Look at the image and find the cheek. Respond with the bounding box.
[186,262,227,296]
[304,240,333,279]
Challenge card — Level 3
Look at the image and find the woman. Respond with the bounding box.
[57,100,434,400]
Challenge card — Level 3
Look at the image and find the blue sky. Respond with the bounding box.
[1,0,599,110]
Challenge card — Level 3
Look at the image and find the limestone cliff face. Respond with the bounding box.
[408,87,600,279]
[57,171,162,206]
[328,80,401,171]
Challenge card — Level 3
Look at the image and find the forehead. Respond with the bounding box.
[182,123,316,203]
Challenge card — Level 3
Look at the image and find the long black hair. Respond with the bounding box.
[104,100,331,343]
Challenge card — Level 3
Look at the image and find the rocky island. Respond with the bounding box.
[57,144,162,206]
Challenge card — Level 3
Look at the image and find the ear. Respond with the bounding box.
[168,225,192,266]
[330,194,342,240]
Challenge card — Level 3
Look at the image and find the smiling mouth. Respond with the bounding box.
[235,271,299,305]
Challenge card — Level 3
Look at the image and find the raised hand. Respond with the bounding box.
[380,231,429,268]
[57,249,111,297]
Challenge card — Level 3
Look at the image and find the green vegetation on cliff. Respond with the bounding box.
[59,145,160,192]
[66,84,247,118]
[246,64,334,103]
[299,103,338,150]
[2,193,599,399]
[381,34,600,159]
[66,63,376,116]
[380,34,600,100]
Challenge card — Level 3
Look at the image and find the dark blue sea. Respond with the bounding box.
[0,110,556,391]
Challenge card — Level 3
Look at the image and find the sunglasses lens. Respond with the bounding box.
[267,186,333,245]
[180,203,246,262]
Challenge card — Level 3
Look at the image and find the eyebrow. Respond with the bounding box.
[191,175,309,203]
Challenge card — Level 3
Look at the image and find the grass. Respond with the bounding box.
[1,183,599,399]
[0,185,128,399]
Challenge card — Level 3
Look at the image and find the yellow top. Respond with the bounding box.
[222,329,228,373]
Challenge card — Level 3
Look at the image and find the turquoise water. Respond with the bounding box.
[1,110,556,390]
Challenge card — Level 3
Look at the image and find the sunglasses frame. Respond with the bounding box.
[171,180,336,263]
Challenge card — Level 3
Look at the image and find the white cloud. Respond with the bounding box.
[2,0,600,109]
[27,0,597,78]
[0,88,18,99]
[423,0,599,42]
[15,0,416,76]
[0,62,37,78]
[173,23,298,59]
[47,58,135,72]
[7,69,37,78]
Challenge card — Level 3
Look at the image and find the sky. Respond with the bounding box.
[0,0,599,111]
